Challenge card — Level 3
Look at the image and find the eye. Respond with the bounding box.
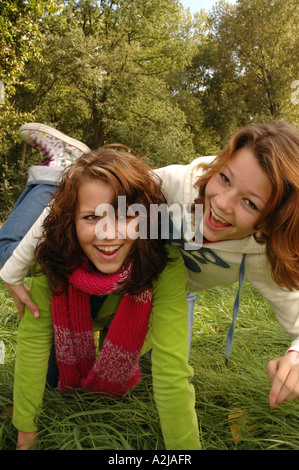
[244,199,258,211]
[220,172,230,184]
[84,214,100,221]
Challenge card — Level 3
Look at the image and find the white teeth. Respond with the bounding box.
[96,245,121,252]
[211,208,229,225]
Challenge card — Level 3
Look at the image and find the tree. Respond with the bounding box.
[167,9,226,155]
[13,0,196,166]
[209,0,299,123]
[0,0,62,94]
[0,1,63,219]
[173,0,299,153]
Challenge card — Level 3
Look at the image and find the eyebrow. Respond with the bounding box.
[223,165,269,206]
[77,210,96,215]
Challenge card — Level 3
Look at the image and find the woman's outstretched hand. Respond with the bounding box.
[267,351,299,407]
[4,282,39,319]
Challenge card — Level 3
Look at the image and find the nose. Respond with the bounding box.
[96,216,130,241]
[95,206,117,240]
[214,190,235,214]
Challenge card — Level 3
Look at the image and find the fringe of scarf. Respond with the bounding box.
[51,260,152,396]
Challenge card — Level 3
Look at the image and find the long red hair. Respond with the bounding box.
[194,121,299,290]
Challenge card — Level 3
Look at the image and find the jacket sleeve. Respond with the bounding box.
[13,273,53,432]
[148,245,201,450]
[247,253,299,353]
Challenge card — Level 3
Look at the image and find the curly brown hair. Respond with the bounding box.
[193,121,299,291]
[34,145,171,295]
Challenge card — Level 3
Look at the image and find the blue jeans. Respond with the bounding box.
[0,166,61,269]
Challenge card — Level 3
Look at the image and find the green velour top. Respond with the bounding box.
[13,245,201,450]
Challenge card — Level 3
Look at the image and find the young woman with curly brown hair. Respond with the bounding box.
[1,147,200,450]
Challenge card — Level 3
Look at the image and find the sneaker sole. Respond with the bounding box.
[19,123,91,154]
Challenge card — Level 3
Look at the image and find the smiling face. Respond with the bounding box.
[203,147,273,242]
[75,177,136,274]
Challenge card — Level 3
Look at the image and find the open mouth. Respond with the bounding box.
[95,244,122,256]
[209,208,232,228]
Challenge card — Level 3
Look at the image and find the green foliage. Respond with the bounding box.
[0,0,62,94]
[0,0,63,220]
[171,0,299,149]
[210,0,299,121]
[105,75,195,167]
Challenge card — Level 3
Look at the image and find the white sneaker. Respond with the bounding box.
[19,123,90,167]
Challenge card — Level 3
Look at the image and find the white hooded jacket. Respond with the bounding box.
[156,157,299,353]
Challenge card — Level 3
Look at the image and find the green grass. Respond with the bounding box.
[1,279,298,450]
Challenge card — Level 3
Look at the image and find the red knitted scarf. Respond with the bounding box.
[51,259,152,396]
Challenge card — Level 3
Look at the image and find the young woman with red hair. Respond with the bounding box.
[156,120,299,408]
